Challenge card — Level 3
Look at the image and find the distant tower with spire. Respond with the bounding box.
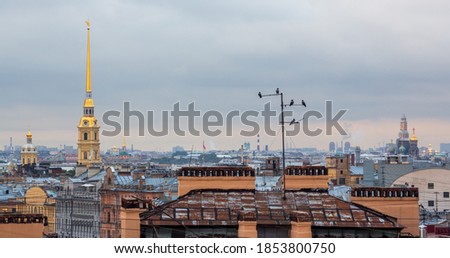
[77,21,101,168]
[119,135,129,158]
[21,129,37,166]
[409,128,419,157]
[396,114,410,154]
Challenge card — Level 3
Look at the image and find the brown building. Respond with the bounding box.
[351,187,420,237]
[99,167,165,238]
[0,214,46,238]
[16,186,56,234]
[326,154,361,187]
[140,189,404,238]
[139,166,408,238]
[178,166,255,196]
[284,166,328,189]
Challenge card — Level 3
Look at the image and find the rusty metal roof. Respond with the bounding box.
[140,189,403,229]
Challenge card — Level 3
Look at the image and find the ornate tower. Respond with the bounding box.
[21,129,37,166]
[77,21,101,167]
[396,114,410,154]
[409,128,419,157]
[398,114,409,139]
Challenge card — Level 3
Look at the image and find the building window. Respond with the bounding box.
[428,183,434,189]
[107,212,111,223]
[444,192,449,198]
[84,132,88,141]
[340,170,343,175]
[94,132,97,140]
[428,200,434,207]
[257,225,289,238]
[339,178,346,185]
[340,159,343,163]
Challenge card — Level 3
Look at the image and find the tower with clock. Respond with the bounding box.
[77,21,101,168]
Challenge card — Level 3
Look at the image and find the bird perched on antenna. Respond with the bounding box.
[289,99,294,106]
[276,88,280,94]
[301,100,306,107]
[258,92,262,98]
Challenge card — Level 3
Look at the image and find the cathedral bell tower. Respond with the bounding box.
[77,21,101,167]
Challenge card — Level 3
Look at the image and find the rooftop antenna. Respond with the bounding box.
[241,145,244,165]
[258,90,307,199]
[188,145,194,167]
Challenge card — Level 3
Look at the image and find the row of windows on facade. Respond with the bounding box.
[82,132,98,141]
[59,202,99,214]
[81,151,99,160]
[19,205,48,216]
[57,219,99,238]
[22,158,36,164]
[427,192,450,207]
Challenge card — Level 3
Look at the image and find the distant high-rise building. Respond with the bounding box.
[329,142,336,153]
[265,145,269,152]
[355,146,361,164]
[9,137,13,153]
[77,21,101,167]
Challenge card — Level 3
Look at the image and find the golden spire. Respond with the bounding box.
[85,20,91,93]
[410,128,417,141]
[26,128,32,138]
[122,135,127,151]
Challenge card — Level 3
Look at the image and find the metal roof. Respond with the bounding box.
[255,176,281,191]
[115,175,133,185]
[350,166,364,175]
[141,189,404,229]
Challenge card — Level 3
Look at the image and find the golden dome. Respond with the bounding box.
[410,128,417,141]
[84,98,95,108]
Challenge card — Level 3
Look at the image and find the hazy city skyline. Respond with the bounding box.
[1,1,450,151]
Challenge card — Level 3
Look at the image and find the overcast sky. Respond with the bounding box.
[1,0,450,151]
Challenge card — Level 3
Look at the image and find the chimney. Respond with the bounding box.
[177,166,255,196]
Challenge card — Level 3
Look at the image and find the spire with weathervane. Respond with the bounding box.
[77,20,101,169]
